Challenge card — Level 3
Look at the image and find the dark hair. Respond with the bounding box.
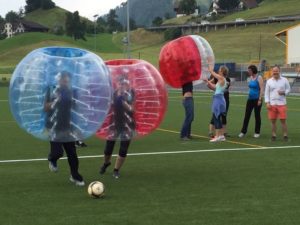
[248,65,258,74]
[60,71,71,79]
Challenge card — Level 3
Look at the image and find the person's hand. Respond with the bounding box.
[44,102,52,112]
[266,103,271,109]
[257,99,262,106]
[208,64,214,73]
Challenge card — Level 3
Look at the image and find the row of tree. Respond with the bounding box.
[25,0,55,13]
[96,9,137,34]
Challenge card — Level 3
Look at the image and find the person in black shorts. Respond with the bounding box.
[44,71,84,186]
[99,75,135,179]
[207,66,231,138]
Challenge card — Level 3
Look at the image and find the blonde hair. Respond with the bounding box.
[219,66,229,77]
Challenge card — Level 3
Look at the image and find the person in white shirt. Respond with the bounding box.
[265,66,291,141]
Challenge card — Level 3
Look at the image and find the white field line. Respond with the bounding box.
[0,145,300,164]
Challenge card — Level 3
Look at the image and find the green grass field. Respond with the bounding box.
[1,86,300,225]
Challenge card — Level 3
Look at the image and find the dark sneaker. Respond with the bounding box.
[283,136,289,142]
[48,160,58,173]
[271,136,276,142]
[100,162,111,174]
[69,175,85,186]
[75,141,87,147]
[113,170,120,179]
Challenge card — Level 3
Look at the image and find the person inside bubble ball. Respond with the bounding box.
[180,81,194,141]
[99,75,135,179]
[44,71,85,186]
[204,65,228,142]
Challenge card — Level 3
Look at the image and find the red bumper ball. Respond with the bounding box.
[96,59,168,140]
[159,35,215,88]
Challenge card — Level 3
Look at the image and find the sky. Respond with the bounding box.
[0,0,125,20]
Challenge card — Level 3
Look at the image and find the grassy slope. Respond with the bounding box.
[200,21,298,64]
[25,7,68,29]
[0,32,122,67]
[219,0,300,22]
[25,7,92,29]
[1,0,299,68]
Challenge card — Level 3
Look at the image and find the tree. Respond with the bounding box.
[106,9,123,33]
[178,0,197,15]
[18,7,25,18]
[164,27,182,41]
[65,11,87,41]
[0,16,5,39]
[218,0,240,10]
[164,13,171,20]
[25,0,40,13]
[5,11,20,23]
[124,18,137,30]
[41,0,55,9]
[0,15,5,27]
[97,17,108,32]
[25,0,55,13]
[73,11,86,41]
[152,17,163,26]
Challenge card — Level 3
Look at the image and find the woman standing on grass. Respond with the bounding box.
[238,65,264,138]
[204,65,228,142]
[207,67,231,138]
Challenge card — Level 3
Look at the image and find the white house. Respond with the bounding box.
[1,21,48,39]
[275,23,300,64]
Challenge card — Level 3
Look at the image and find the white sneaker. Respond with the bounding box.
[48,161,58,173]
[69,176,85,186]
[238,133,245,138]
[253,133,260,138]
[219,135,226,141]
[210,136,222,142]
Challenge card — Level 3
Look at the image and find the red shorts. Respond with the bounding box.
[268,105,287,120]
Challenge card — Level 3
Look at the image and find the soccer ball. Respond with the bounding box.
[88,181,105,198]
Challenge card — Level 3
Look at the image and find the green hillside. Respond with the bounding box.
[1,0,299,71]
[25,7,68,29]
[0,32,122,67]
[25,6,92,30]
[220,0,300,22]
[0,20,296,69]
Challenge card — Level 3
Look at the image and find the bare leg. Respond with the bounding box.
[222,125,227,135]
[280,119,288,136]
[271,119,277,136]
[215,129,224,137]
[209,124,215,136]
[114,156,126,170]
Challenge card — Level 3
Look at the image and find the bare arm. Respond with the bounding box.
[208,65,225,86]
[258,76,264,105]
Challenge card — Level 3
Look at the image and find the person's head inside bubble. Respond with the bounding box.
[118,74,130,92]
[56,71,71,88]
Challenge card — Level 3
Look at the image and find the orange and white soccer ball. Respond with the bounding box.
[88,181,105,198]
